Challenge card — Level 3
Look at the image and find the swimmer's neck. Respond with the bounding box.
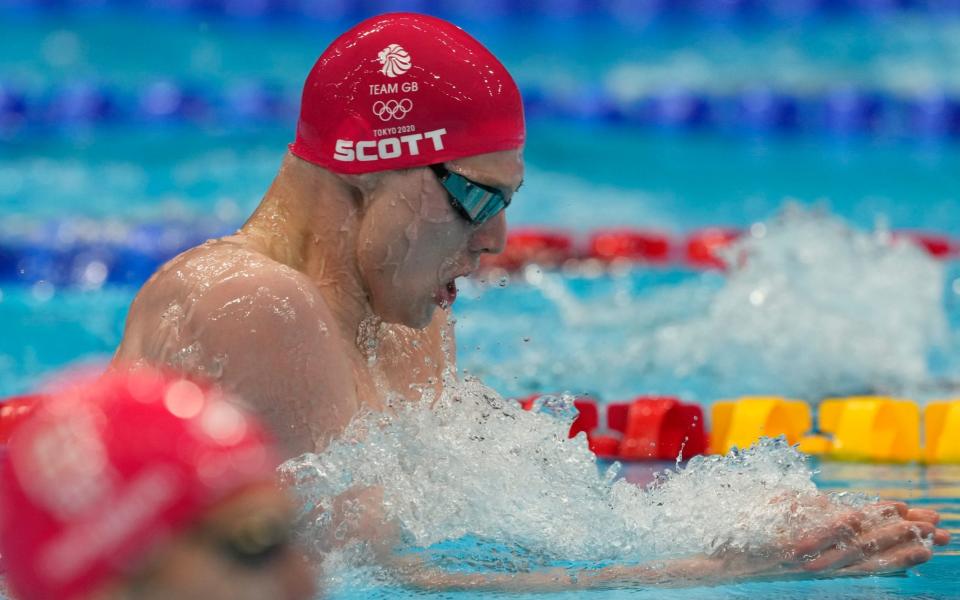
[238,152,377,340]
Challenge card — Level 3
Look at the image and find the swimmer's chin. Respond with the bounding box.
[414,281,455,324]
[397,309,440,331]
[372,283,456,330]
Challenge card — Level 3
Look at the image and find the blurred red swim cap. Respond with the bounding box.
[0,368,278,600]
[290,12,525,174]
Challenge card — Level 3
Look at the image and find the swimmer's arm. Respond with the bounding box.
[387,555,736,591]
[388,500,950,591]
[387,548,913,592]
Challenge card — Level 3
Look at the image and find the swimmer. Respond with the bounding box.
[113,12,949,588]
[0,369,316,600]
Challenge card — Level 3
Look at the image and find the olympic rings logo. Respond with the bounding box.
[372,98,413,122]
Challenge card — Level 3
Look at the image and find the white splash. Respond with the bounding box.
[460,205,947,400]
[281,382,862,572]
[637,205,947,398]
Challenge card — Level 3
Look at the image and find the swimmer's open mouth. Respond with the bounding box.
[435,280,458,307]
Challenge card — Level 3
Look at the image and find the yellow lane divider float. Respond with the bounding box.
[816,396,920,463]
[712,396,960,464]
[710,396,811,455]
[926,400,960,464]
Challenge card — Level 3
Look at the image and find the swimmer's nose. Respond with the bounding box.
[469,210,507,254]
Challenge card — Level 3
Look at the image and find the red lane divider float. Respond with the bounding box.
[479,226,958,274]
[518,394,599,439]
[482,228,575,272]
[518,395,708,462]
[591,397,707,460]
[587,229,672,264]
[619,397,707,460]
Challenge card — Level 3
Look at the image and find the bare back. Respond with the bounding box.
[114,235,451,457]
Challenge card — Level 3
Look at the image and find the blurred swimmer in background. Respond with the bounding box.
[0,369,316,600]
[111,11,948,589]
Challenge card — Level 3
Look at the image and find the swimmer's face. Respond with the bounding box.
[112,486,317,600]
[356,148,524,328]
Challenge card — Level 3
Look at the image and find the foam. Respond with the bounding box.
[281,384,878,581]
[460,205,947,400]
[647,205,946,398]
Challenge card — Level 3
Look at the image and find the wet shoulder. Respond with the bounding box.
[149,239,283,288]
[173,239,329,323]
[118,239,333,359]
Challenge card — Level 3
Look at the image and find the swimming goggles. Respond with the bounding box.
[429,164,511,226]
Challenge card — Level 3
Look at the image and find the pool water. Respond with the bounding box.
[2,7,960,599]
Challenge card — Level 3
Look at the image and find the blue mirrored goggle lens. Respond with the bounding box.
[430,165,510,226]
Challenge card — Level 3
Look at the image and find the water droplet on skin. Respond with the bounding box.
[206,354,227,379]
[172,341,203,371]
[356,320,383,372]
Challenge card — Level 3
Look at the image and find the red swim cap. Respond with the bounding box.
[0,369,278,600]
[290,12,525,174]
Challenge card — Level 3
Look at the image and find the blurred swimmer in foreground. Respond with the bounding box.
[113,12,949,589]
[0,369,316,600]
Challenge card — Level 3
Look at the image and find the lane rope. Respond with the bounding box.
[2,81,960,141]
[0,223,953,286]
[518,394,960,464]
[2,0,957,22]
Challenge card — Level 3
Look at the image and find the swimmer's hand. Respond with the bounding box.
[709,498,949,581]
[779,500,949,576]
